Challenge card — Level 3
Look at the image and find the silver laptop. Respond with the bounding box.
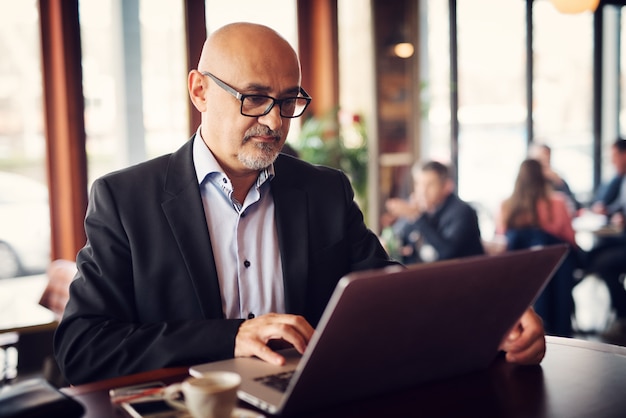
[190,244,568,415]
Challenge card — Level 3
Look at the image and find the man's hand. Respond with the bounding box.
[234,313,315,365]
[610,212,624,227]
[591,201,607,215]
[385,197,421,220]
[499,308,546,365]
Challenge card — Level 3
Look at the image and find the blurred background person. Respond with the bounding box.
[496,158,581,337]
[528,142,582,214]
[496,159,578,247]
[586,138,626,345]
[384,160,484,265]
[591,138,626,224]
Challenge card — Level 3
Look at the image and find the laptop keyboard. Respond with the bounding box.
[253,370,295,393]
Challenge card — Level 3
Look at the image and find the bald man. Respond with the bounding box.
[54,23,547,385]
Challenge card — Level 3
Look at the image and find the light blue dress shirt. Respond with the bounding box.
[193,133,285,319]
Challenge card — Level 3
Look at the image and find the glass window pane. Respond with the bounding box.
[534,2,594,202]
[423,0,451,161]
[80,0,119,182]
[80,0,188,185]
[204,0,297,47]
[338,0,376,224]
[0,0,50,279]
[139,0,188,157]
[456,0,527,238]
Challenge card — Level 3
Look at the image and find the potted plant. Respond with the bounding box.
[293,108,369,215]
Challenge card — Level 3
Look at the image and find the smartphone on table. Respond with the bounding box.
[109,381,188,418]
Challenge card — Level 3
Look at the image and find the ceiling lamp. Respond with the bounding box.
[392,42,414,59]
[549,0,600,14]
[386,24,414,59]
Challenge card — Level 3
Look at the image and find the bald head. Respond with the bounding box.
[187,22,305,179]
[198,23,300,83]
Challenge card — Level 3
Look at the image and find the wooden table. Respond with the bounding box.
[0,274,56,333]
[572,211,623,251]
[61,336,626,418]
[0,274,57,381]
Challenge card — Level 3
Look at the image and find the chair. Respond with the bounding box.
[38,259,77,320]
[505,228,577,337]
[35,259,77,387]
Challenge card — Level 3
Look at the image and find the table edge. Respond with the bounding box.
[546,335,626,356]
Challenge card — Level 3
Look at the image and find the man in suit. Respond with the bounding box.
[54,22,547,385]
[385,161,484,264]
[588,138,626,344]
[592,138,626,217]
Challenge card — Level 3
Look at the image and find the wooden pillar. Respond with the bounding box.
[297,0,339,117]
[39,0,88,261]
[184,0,207,135]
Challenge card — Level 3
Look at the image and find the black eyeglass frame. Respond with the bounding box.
[201,71,312,118]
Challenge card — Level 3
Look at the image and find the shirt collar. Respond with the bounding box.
[192,127,274,187]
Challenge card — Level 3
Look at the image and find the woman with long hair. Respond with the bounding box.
[496,158,579,337]
[497,158,576,246]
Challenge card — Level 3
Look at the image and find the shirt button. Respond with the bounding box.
[247,313,255,319]
[222,178,227,183]
[243,260,251,268]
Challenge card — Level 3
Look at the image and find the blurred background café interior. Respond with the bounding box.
[2,0,626,383]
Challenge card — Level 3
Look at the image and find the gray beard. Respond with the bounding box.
[238,141,280,170]
[239,125,283,170]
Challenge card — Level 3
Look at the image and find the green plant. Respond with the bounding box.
[293,108,369,213]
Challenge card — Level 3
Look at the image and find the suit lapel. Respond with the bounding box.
[159,147,310,319]
[161,139,224,319]
[272,158,309,316]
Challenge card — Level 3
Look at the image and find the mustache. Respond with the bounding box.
[243,126,282,143]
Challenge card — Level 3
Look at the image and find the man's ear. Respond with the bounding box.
[188,70,208,112]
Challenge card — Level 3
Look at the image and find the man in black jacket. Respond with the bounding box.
[588,138,626,344]
[54,23,546,385]
[386,161,484,264]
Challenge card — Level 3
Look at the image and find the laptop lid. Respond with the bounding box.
[190,244,568,415]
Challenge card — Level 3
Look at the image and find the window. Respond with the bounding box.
[205,0,297,42]
[422,0,451,163]
[534,1,594,201]
[79,0,188,185]
[0,0,49,279]
[456,0,527,235]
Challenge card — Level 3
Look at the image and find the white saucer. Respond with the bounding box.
[232,407,265,418]
[177,406,263,417]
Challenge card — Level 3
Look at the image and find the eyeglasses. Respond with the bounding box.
[201,71,312,118]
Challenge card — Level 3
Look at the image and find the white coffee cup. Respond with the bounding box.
[163,372,241,418]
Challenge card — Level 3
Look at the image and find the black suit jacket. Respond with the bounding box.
[593,174,621,208]
[398,193,484,264]
[599,175,624,216]
[54,138,397,384]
